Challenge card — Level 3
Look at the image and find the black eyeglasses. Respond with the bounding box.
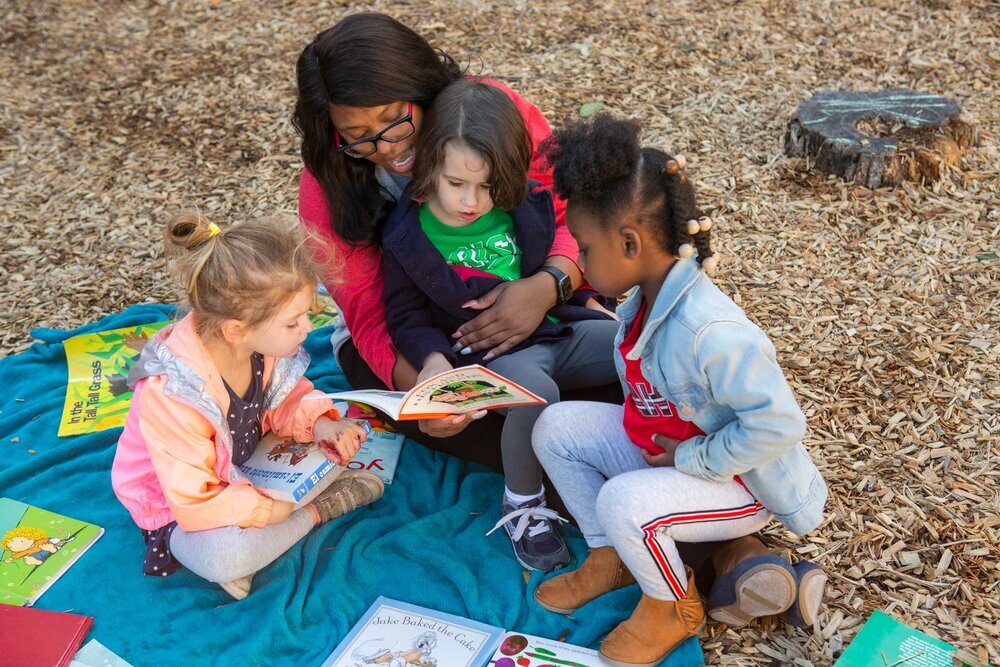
[335,102,416,158]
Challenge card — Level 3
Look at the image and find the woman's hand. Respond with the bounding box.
[451,273,555,361]
[313,417,368,465]
[643,434,682,467]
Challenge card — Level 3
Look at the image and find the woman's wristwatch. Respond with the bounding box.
[537,266,572,306]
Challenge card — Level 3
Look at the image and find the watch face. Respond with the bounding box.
[556,273,572,303]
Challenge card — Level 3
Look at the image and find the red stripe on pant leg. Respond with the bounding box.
[640,502,766,599]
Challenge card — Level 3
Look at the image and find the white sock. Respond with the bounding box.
[505,486,544,506]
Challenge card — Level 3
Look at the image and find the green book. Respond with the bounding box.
[0,499,103,606]
[835,610,986,667]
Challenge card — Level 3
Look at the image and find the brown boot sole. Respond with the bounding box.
[533,587,580,615]
[598,620,706,667]
[709,562,796,628]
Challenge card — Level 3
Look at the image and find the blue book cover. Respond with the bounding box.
[323,596,504,667]
[239,432,341,505]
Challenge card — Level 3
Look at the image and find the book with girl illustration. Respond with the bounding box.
[0,499,104,606]
[311,365,544,421]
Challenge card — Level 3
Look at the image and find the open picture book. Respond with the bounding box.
[240,400,406,507]
[309,365,545,421]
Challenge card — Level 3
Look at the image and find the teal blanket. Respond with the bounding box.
[0,305,703,666]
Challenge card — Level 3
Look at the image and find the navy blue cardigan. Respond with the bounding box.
[381,184,613,369]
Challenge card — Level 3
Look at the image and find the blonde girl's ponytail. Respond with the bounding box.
[163,212,320,336]
[164,213,225,314]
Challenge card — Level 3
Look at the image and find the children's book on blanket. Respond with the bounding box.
[324,596,704,667]
[311,365,544,421]
[0,499,104,606]
[323,596,504,667]
[240,401,404,506]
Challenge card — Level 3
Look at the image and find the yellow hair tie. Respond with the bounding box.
[207,222,221,238]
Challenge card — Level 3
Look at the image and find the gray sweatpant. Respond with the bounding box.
[533,401,772,600]
[169,507,316,583]
[487,319,620,496]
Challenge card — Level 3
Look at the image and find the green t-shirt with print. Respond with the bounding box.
[419,203,522,281]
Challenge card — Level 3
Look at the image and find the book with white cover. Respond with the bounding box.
[322,596,503,667]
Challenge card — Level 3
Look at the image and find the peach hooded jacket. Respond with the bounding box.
[111,314,335,533]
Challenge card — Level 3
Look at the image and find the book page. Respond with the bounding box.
[312,389,409,420]
[399,365,544,418]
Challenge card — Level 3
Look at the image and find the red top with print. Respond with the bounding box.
[620,299,705,454]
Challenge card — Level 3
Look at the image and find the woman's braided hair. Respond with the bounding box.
[542,113,715,267]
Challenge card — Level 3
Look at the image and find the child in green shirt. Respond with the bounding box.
[380,79,619,572]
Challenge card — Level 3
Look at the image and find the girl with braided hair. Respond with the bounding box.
[531,114,828,666]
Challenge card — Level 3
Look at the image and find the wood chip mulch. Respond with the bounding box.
[1,1,996,664]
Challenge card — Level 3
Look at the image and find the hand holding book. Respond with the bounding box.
[415,353,485,438]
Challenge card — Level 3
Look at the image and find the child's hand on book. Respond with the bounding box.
[314,417,367,466]
[643,435,682,467]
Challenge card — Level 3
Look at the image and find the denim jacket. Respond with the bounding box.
[614,257,827,535]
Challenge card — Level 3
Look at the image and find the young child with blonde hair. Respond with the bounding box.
[112,213,382,600]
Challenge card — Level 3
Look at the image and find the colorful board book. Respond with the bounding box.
[491,631,603,667]
[58,321,169,436]
[834,610,987,667]
[0,602,93,667]
[490,631,703,667]
[0,499,104,607]
[312,365,545,421]
[322,596,505,667]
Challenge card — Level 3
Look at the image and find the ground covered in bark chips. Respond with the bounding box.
[1,1,997,664]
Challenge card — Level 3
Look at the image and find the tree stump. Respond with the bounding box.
[784,89,979,189]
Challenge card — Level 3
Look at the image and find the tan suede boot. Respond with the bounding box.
[599,567,706,667]
[534,546,636,614]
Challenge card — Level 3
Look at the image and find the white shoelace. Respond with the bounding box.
[486,505,568,541]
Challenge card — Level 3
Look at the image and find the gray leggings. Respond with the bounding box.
[169,507,315,583]
[487,319,619,496]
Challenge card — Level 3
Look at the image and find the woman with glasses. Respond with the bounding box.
[292,12,621,469]
[291,11,819,634]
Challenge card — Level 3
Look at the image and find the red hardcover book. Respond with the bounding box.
[0,604,93,667]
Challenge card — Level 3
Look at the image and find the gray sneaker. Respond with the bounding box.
[311,471,384,523]
[487,495,570,572]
